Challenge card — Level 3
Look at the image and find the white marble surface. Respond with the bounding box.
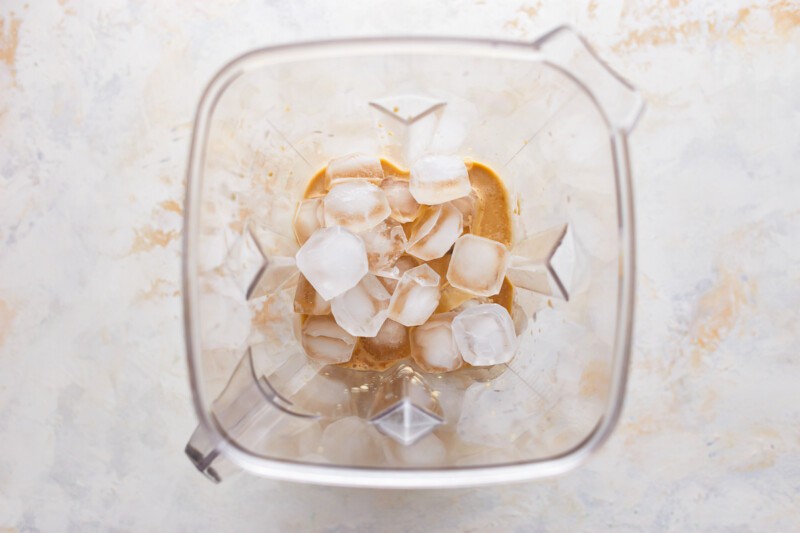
[1,0,799,530]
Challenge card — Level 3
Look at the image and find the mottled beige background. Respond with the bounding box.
[1,0,799,531]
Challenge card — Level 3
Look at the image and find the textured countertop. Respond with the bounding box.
[1,0,799,531]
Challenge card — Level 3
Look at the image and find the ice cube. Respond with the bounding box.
[301,315,356,364]
[381,177,421,222]
[409,155,471,205]
[324,153,385,190]
[506,223,575,300]
[295,226,368,301]
[451,297,494,314]
[422,255,474,313]
[293,274,331,315]
[323,181,391,233]
[360,318,410,360]
[292,198,325,245]
[331,274,391,337]
[375,255,418,294]
[359,218,408,275]
[406,203,463,261]
[387,264,441,327]
[450,190,478,228]
[447,234,510,297]
[452,303,517,366]
[320,416,386,466]
[410,312,463,373]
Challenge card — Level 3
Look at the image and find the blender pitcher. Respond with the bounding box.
[182,27,643,488]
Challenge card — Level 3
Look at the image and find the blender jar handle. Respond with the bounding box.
[534,25,645,134]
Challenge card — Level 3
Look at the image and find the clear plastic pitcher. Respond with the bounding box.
[183,26,643,488]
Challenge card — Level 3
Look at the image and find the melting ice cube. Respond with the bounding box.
[381,177,421,223]
[409,155,471,205]
[301,315,356,364]
[295,226,368,301]
[406,203,463,261]
[360,218,408,275]
[359,318,410,360]
[331,274,391,337]
[446,234,510,297]
[410,312,463,373]
[451,303,517,366]
[376,255,420,294]
[293,274,331,316]
[323,181,391,233]
[324,153,384,190]
[387,264,441,327]
[292,197,325,245]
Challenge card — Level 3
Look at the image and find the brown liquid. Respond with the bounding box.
[348,332,411,372]
[302,159,513,372]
